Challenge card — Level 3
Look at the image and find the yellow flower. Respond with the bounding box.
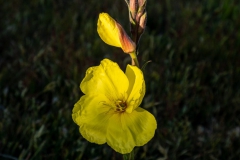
[97,13,136,53]
[72,59,157,154]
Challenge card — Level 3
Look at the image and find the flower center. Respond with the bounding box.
[115,100,127,112]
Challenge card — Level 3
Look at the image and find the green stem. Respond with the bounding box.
[129,51,139,68]
[123,149,134,160]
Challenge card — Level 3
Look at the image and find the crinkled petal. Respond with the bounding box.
[106,107,157,154]
[72,94,114,144]
[97,13,121,47]
[80,59,129,100]
[125,64,145,113]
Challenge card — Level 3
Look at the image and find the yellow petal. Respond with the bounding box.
[72,94,114,144]
[125,64,145,113]
[97,13,121,47]
[80,59,129,100]
[106,107,157,154]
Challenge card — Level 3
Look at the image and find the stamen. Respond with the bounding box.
[115,100,127,112]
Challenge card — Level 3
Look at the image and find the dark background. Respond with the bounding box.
[0,0,240,159]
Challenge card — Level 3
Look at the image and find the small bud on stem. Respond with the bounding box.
[125,0,147,49]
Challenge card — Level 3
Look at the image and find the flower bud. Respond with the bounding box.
[129,0,137,23]
[97,13,136,53]
[138,12,147,34]
[138,0,146,13]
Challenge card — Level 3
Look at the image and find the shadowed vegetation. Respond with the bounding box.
[0,0,240,159]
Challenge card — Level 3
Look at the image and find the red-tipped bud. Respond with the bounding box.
[97,13,136,53]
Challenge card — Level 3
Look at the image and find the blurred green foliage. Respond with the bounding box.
[1,0,240,159]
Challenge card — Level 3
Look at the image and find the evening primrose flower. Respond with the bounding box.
[97,13,136,53]
[72,59,157,154]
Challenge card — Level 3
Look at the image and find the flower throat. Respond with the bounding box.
[115,100,127,112]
